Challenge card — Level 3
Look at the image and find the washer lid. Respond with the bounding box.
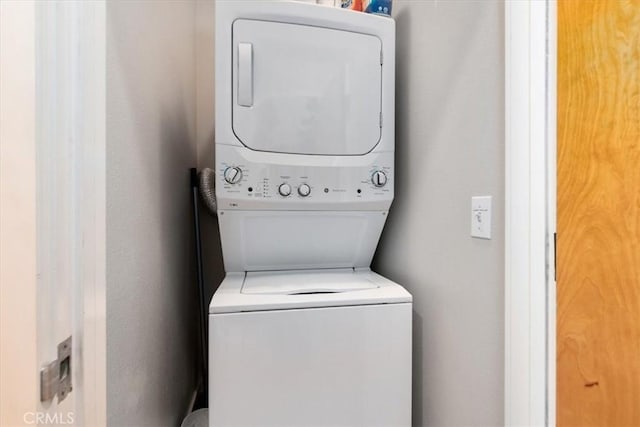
[242,269,378,295]
[210,269,412,314]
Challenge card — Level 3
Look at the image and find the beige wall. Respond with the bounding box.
[373,1,505,425]
[0,1,38,425]
[106,1,199,425]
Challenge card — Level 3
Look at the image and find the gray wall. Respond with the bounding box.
[373,1,505,426]
[195,0,225,301]
[130,1,506,425]
[106,1,199,425]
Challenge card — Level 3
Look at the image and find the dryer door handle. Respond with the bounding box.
[237,42,253,107]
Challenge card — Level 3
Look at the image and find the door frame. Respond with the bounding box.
[504,0,557,425]
[0,2,107,425]
[34,2,108,424]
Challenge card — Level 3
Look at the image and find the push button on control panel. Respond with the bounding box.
[298,184,311,197]
[278,183,292,197]
[372,170,387,187]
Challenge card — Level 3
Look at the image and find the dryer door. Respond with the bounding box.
[232,19,382,156]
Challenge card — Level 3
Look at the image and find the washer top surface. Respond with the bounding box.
[209,268,411,314]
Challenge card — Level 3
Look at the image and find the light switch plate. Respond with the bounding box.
[471,196,492,239]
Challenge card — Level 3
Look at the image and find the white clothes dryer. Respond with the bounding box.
[210,2,411,426]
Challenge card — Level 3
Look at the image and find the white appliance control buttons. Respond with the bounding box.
[224,166,243,184]
[298,184,311,197]
[372,170,387,187]
[278,183,292,197]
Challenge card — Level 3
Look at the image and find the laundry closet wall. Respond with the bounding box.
[195,0,225,302]
[195,1,505,425]
[106,1,199,425]
[373,1,505,426]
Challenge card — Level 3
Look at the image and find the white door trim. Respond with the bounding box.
[72,3,107,424]
[34,1,107,425]
[504,1,557,425]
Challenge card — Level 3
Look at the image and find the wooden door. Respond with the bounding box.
[557,0,640,425]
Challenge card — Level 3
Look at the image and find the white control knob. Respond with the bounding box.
[224,167,243,184]
[372,170,387,187]
[278,183,292,197]
[298,184,311,197]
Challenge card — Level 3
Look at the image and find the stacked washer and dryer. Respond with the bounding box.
[209,1,412,426]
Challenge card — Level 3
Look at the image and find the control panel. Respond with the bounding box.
[215,145,394,211]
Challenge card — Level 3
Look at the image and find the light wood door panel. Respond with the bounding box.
[557,0,640,425]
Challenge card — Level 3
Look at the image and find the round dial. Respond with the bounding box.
[224,167,243,184]
[278,183,292,197]
[298,184,311,197]
[372,170,387,187]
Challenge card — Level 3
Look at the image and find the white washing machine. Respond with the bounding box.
[210,2,411,426]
